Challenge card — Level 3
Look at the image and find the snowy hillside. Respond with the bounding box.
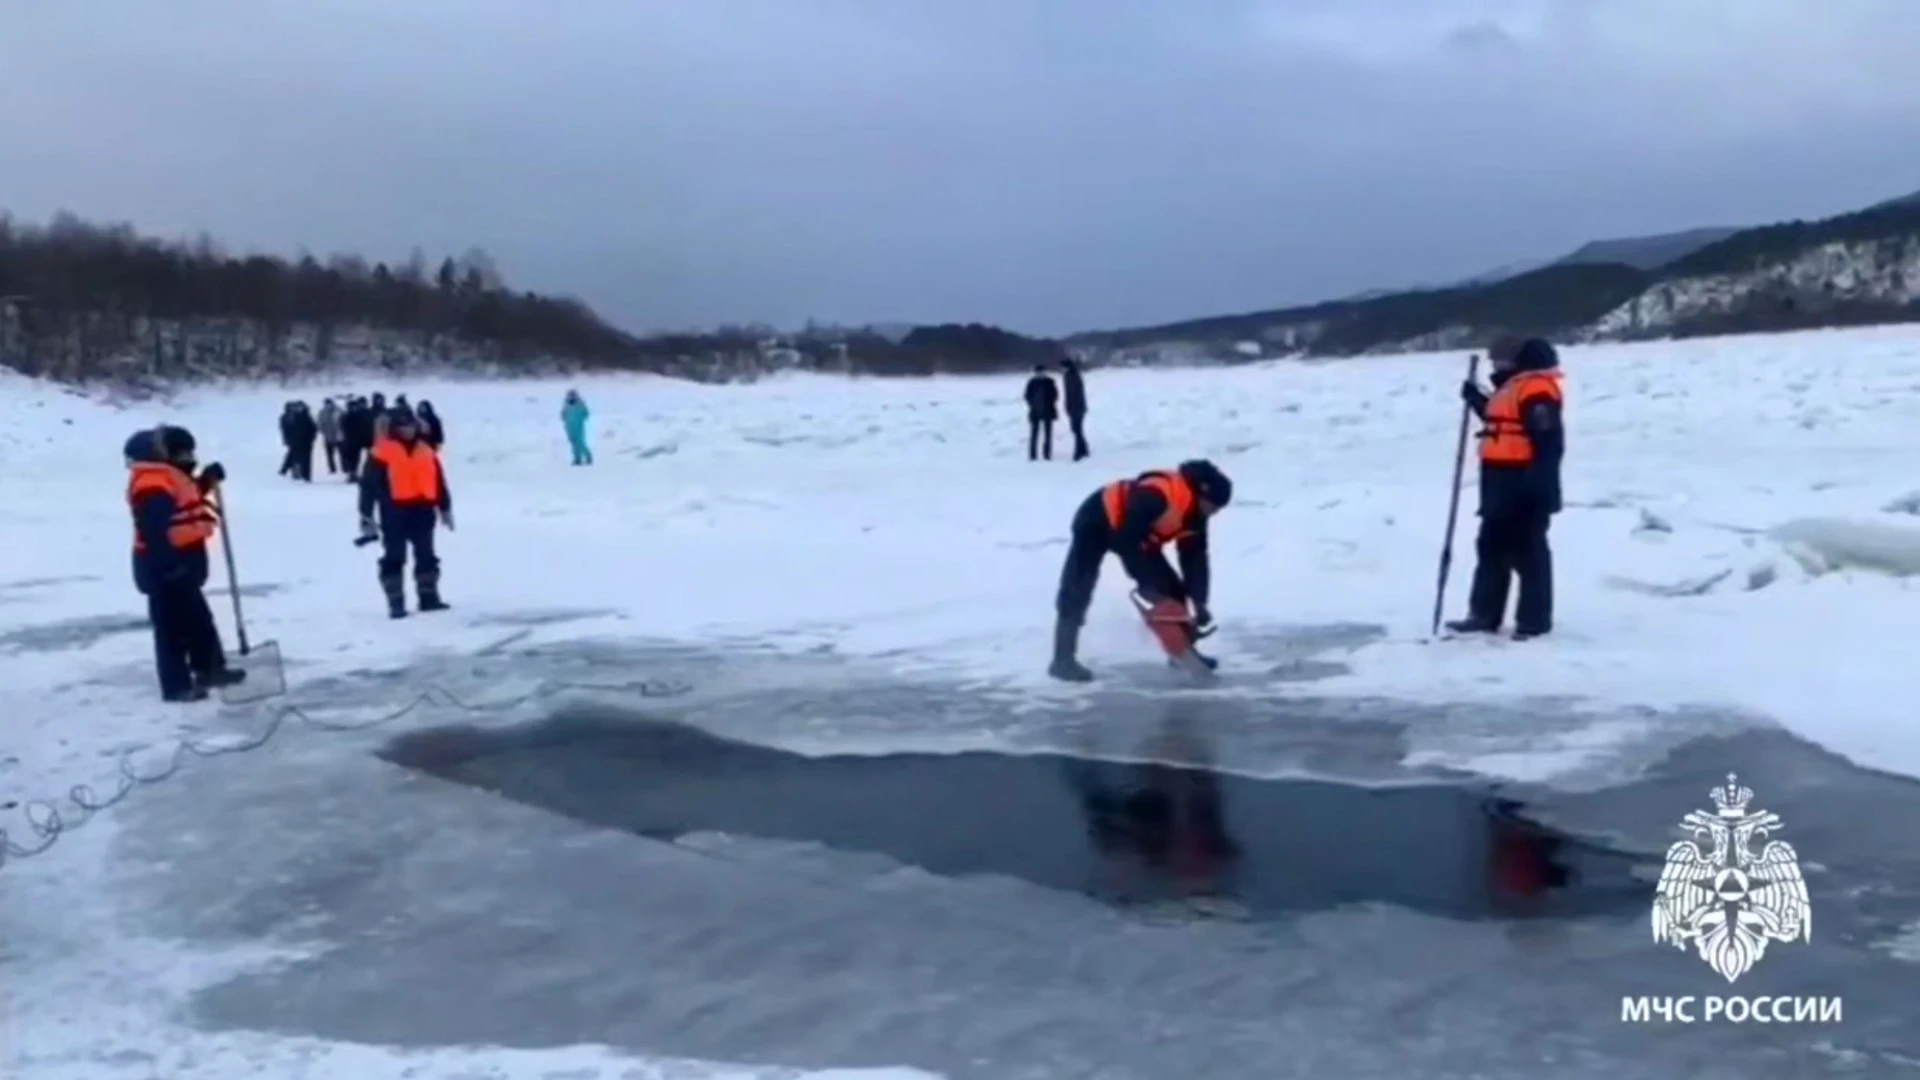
[1073,199,1920,364]
[1583,235,1920,339]
[8,326,1920,1078]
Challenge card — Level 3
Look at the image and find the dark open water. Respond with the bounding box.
[103,637,1920,1079]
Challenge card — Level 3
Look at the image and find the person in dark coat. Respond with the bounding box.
[1024,366,1060,461]
[125,426,245,702]
[1051,460,1232,681]
[277,403,300,477]
[416,400,445,449]
[1446,336,1564,639]
[339,396,373,479]
[364,393,390,454]
[358,405,453,618]
[1061,358,1090,461]
[283,401,318,481]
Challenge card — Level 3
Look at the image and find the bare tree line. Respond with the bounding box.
[0,211,1071,385]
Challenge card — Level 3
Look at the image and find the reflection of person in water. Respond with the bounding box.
[1068,716,1242,903]
[1485,797,1572,911]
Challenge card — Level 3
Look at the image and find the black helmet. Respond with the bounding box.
[1179,459,1231,508]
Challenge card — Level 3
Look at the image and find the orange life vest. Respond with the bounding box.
[373,436,442,504]
[1479,370,1563,466]
[127,462,218,552]
[1101,470,1197,549]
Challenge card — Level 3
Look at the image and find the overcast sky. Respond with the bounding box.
[5,1,1920,335]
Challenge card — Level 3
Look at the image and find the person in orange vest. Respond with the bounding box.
[357,405,453,618]
[1050,459,1232,681]
[125,425,246,702]
[1447,335,1564,639]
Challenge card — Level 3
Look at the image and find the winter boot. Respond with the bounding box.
[381,572,408,619]
[1048,618,1095,682]
[1444,615,1501,635]
[417,569,449,612]
[163,685,210,703]
[199,668,247,689]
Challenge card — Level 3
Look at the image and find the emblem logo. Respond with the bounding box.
[1652,773,1811,982]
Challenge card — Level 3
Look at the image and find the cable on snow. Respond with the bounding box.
[0,676,695,872]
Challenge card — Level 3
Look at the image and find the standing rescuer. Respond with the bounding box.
[358,405,453,618]
[1050,459,1232,681]
[1447,335,1564,639]
[125,426,246,702]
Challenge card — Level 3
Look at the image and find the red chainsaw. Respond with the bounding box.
[1129,592,1219,676]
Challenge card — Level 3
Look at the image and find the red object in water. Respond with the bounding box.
[1492,829,1549,897]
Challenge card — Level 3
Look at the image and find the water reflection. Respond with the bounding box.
[382,703,1650,923]
[1067,712,1242,906]
[1058,706,1652,921]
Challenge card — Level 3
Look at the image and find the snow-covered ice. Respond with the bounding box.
[7,323,1920,1076]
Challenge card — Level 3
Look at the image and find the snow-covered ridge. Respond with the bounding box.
[1086,233,1920,365]
[1582,235,1920,340]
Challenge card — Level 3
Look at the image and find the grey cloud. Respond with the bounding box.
[4,0,1920,335]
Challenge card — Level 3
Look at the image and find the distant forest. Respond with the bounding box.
[0,212,1067,383]
[10,190,1919,386]
[1071,195,1920,353]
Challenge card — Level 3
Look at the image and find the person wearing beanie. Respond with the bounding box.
[357,405,454,618]
[1050,459,1232,681]
[125,425,246,701]
[1446,335,1564,639]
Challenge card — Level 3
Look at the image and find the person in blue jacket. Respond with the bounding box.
[125,426,246,701]
[561,390,592,465]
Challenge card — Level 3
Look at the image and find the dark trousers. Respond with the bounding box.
[378,505,441,587]
[323,440,341,473]
[1029,418,1054,461]
[1067,413,1088,460]
[290,440,314,481]
[1467,511,1553,632]
[1056,497,1113,621]
[341,442,364,479]
[146,585,226,696]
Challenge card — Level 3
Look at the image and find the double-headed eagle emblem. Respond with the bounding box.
[1652,773,1811,982]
